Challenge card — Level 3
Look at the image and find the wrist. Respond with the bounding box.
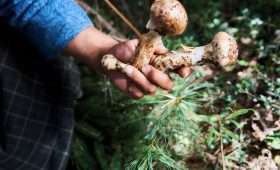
[65,26,118,72]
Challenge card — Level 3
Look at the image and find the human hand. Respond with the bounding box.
[104,39,191,99]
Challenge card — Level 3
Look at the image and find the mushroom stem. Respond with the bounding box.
[101,54,128,72]
[153,32,238,71]
[151,46,210,71]
[132,31,163,69]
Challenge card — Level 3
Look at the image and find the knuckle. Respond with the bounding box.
[115,47,124,58]
[124,49,132,59]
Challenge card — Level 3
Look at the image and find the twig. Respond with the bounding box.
[103,0,142,37]
[77,0,126,38]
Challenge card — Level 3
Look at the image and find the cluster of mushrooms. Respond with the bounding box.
[102,0,238,74]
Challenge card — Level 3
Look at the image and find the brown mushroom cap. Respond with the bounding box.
[147,0,188,36]
[211,32,239,69]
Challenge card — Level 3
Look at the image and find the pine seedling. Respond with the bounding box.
[126,72,213,169]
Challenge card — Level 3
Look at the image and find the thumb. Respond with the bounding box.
[112,39,139,63]
[126,39,139,49]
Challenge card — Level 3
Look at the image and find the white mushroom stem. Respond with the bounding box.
[101,32,238,74]
[151,46,208,71]
[152,32,238,71]
[101,54,128,72]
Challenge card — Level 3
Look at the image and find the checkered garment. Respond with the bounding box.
[0,24,82,170]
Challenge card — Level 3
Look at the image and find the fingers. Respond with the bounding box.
[106,39,178,98]
[108,71,144,99]
[123,65,157,94]
[177,67,192,78]
[108,64,158,99]
[142,65,173,90]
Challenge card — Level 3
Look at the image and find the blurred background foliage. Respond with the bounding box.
[70,0,280,169]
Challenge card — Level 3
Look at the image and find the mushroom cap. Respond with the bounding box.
[147,0,188,36]
[211,32,238,69]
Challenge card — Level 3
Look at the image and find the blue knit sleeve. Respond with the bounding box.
[0,0,93,58]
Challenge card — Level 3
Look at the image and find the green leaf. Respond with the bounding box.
[238,60,250,66]
[266,133,280,150]
[226,109,254,120]
[75,122,103,141]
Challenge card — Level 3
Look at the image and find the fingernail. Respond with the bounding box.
[124,65,134,77]
[142,65,152,75]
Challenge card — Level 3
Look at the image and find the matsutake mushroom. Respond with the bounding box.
[101,0,238,76]
[102,32,238,73]
[151,32,238,71]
